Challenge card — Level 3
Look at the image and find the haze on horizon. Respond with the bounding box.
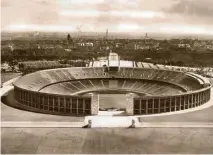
[1,0,213,36]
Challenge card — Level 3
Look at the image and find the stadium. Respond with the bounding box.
[11,53,211,117]
[2,0,213,152]
[2,52,213,154]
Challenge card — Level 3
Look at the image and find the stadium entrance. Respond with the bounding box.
[82,91,136,116]
[99,94,127,111]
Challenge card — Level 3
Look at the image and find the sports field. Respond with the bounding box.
[99,94,127,109]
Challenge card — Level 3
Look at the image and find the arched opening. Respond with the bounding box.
[99,93,127,111]
[82,90,142,116]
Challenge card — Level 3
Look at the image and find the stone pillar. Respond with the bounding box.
[48,95,50,111]
[152,98,155,113]
[91,93,99,115]
[146,99,148,114]
[192,94,194,107]
[164,98,166,112]
[126,93,134,115]
[183,95,186,110]
[187,95,190,109]
[76,98,79,115]
[199,93,201,105]
[158,98,161,113]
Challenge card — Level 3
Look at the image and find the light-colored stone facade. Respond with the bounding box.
[91,93,99,115]
[126,93,134,115]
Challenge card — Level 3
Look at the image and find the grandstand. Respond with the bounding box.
[13,56,211,116]
[14,66,203,92]
[39,79,184,96]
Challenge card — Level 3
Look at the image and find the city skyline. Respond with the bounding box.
[1,0,213,36]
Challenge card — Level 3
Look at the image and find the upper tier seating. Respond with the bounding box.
[14,67,203,93]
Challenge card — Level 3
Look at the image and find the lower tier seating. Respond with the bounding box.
[39,79,184,96]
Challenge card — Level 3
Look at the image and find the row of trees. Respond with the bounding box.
[2,41,213,67]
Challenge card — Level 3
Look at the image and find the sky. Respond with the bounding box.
[1,0,213,35]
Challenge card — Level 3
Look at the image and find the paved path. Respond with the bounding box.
[1,121,85,128]
[137,122,213,128]
[2,120,213,128]
[2,127,213,154]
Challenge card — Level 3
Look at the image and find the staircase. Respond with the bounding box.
[85,116,134,128]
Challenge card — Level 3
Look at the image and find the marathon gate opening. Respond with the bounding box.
[90,92,134,115]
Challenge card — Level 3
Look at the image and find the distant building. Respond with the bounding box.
[67,33,71,41]
[115,43,123,48]
[76,42,94,47]
[178,44,191,48]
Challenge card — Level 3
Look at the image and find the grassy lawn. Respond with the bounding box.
[99,94,127,109]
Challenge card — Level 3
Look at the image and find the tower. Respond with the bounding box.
[67,33,71,42]
[145,33,148,38]
[105,29,109,54]
[106,29,108,40]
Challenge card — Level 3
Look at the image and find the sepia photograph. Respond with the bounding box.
[1,0,213,154]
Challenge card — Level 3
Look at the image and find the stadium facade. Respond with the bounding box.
[13,54,211,116]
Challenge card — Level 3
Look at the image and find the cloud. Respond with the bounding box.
[164,0,213,19]
[1,0,60,27]
[7,24,74,32]
[1,0,213,34]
